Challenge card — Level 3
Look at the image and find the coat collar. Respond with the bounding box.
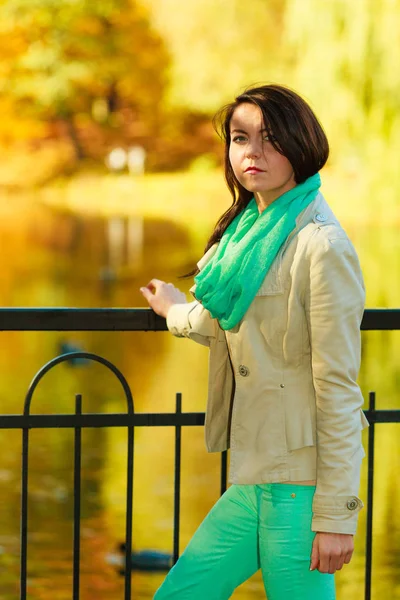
[196,242,219,271]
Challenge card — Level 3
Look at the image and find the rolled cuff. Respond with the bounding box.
[166,302,194,338]
[166,301,215,347]
[311,494,364,534]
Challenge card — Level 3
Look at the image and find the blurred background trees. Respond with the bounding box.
[0,0,170,178]
[1,0,400,185]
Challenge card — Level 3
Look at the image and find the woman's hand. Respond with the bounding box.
[140,279,187,318]
[310,532,354,574]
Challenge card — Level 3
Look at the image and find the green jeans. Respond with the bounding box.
[154,483,336,599]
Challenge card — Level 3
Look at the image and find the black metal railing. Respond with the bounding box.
[0,307,398,600]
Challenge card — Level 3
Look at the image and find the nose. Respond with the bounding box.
[245,139,262,159]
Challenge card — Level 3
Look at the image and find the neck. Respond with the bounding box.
[254,175,297,214]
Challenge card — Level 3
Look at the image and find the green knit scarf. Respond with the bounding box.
[194,173,321,330]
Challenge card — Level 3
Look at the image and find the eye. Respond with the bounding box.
[263,133,276,143]
[232,135,247,143]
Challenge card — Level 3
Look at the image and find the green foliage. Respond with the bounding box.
[144,0,400,163]
[282,0,400,144]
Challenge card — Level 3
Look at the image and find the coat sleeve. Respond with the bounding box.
[166,300,217,347]
[304,226,369,535]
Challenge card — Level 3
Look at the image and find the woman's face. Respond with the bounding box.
[228,102,296,210]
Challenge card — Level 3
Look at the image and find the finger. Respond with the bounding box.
[140,287,154,302]
[310,539,319,571]
[329,552,345,574]
[310,559,319,571]
[310,558,319,572]
[148,278,165,290]
[343,551,353,564]
[328,556,339,575]
[318,553,330,574]
[335,558,345,571]
[310,556,319,571]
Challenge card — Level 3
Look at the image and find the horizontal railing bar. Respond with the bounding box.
[0,412,206,429]
[360,309,400,330]
[0,308,398,331]
[362,409,400,423]
[0,308,168,331]
[0,410,398,430]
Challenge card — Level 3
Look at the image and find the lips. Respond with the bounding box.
[245,167,264,173]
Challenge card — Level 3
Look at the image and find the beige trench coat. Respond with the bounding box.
[167,192,370,534]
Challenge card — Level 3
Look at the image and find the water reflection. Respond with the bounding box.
[0,206,398,599]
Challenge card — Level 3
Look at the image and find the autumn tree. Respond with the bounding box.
[0,0,169,159]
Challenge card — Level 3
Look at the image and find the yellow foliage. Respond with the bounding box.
[0,141,76,188]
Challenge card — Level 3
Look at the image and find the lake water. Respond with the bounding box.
[0,201,399,599]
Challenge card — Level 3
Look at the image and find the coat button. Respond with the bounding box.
[315,213,327,223]
[346,498,359,511]
[238,365,249,377]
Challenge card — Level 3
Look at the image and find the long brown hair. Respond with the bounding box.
[181,83,329,278]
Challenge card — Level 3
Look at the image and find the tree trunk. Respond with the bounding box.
[63,117,85,161]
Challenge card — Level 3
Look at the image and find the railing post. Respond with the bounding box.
[20,427,29,600]
[123,418,134,600]
[73,394,82,600]
[220,451,227,497]
[365,391,375,600]
[173,393,182,565]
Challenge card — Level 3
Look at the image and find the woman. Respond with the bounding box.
[140,84,370,600]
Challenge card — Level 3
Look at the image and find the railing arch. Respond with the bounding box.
[21,352,134,600]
